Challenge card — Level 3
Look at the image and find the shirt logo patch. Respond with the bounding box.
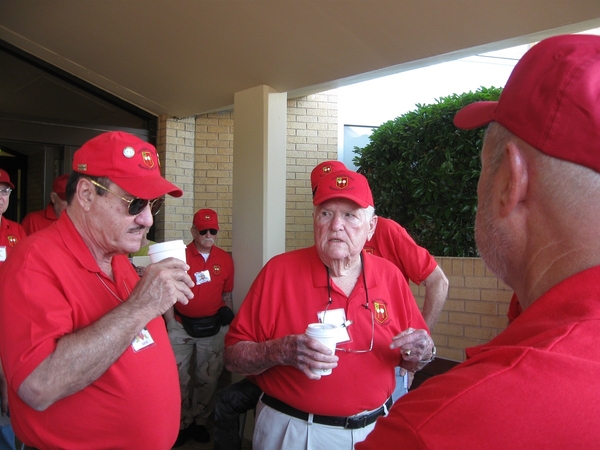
[213,264,221,275]
[7,236,18,247]
[374,301,388,324]
[142,151,155,168]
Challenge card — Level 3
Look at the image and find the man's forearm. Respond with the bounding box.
[224,339,286,376]
[421,265,449,331]
[18,300,151,411]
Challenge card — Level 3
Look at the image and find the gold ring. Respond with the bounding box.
[403,349,412,356]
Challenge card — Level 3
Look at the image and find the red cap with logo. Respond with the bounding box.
[193,208,219,231]
[454,34,600,173]
[313,169,374,208]
[0,169,14,189]
[52,174,69,200]
[310,160,347,191]
[72,131,183,199]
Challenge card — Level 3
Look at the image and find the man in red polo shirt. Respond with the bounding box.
[165,208,234,447]
[0,131,195,449]
[357,33,600,449]
[21,174,69,235]
[0,169,26,265]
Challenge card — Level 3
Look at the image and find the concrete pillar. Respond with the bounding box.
[232,85,287,311]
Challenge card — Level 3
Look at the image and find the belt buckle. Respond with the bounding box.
[344,415,368,429]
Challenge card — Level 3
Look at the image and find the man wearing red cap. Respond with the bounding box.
[0,169,26,265]
[357,34,600,449]
[21,174,69,235]
[164,208,234,446]
[314,161,448,398]
[225,169,434,449]
[0,131,195,449]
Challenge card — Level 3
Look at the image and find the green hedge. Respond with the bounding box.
[354,86,502,257]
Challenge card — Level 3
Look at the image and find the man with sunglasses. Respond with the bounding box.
[0,169,26,266]
[164,208,234,446]
[224,169,434,450]
[0,131,195,450]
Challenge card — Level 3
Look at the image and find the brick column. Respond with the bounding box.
[155,115,196,242]
[286,92,338,250]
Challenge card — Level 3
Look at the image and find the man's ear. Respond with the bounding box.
[368,214,378,240]
[499,141,528,217]
[75,178,95,212]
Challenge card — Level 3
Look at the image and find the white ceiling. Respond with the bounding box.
[1,1,600,118]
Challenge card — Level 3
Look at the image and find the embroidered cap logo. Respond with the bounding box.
[141,150,155,169]
[335,176,349,189]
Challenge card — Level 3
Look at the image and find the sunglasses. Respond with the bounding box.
[89,180,164,216]
[199,228,218,236]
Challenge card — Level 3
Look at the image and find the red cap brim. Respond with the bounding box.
[111,176,183,199]
[453,101,498,130]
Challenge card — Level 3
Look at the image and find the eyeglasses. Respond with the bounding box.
[199,228,218,236]
[0,188,12,197]
[89,180,164,216]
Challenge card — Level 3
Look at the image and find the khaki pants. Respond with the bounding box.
[167,319,227,428]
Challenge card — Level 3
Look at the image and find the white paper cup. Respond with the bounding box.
[148,240,187,263]
[305,323,338,376]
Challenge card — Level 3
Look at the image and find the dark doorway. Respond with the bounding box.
[0,40,157,225]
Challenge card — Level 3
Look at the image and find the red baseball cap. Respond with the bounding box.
[0,169,14,189]
[454,34,600,173]
[193,208,219,231]
[73,131,183,199]
[52,174,69,200]
[313,169,374,208]
[310,160,347,191]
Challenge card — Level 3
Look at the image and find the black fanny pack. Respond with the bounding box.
[175,310,221,338]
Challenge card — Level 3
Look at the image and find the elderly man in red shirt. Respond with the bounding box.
[21,174,69,235]
[0,131,195,449]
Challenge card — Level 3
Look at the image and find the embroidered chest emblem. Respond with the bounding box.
[374,301,388,324]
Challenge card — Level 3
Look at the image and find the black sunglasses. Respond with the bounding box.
[199,228,218,236]
[90,180,164,216]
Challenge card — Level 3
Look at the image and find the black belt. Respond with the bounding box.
[261,393,392,429]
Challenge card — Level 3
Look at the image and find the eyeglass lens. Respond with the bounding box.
[199,228,218,236]
[129,197,164,216]
[0,188,11,196]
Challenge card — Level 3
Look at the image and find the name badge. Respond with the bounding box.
[0,247,5,262]
[317,307,350,343]
[194,270,211,285]
[131,327,155,352]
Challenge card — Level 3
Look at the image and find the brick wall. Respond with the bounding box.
[156,115,196,243]
[411,257,513,362]
[285,92,338,251]
[194,112,234,251]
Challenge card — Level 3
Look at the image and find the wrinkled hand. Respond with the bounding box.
[127,257,195,321]
[390,328,434,372]
[280,334,339,380]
